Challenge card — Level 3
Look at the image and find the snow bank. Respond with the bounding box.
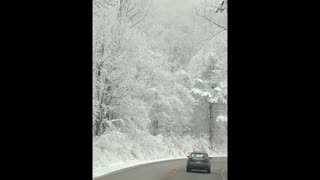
[93,130,227,178]
[94,158,183,179]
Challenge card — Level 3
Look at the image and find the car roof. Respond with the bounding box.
[191,151,208,154]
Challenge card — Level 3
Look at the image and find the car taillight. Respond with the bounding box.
[204,157,209,160]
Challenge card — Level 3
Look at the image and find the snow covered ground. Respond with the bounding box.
[94,157,183,178]
[93,155,227,178]
[93,130,227,178]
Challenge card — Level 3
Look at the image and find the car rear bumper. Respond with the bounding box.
[187,163,210,170]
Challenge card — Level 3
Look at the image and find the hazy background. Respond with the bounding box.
[93,0,227,177]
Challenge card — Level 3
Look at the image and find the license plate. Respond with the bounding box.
[196,161,201,163]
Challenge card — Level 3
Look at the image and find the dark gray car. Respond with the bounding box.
[186,151,211,173]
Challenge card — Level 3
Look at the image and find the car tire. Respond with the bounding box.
[207,169,211,174]
[186,168,190,172]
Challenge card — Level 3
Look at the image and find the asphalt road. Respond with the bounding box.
[95,157,227,180]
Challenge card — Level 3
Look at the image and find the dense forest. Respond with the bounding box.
[93,0,227,176]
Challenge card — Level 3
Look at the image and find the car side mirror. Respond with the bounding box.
[187,155,190,158]
[209,157,212,159]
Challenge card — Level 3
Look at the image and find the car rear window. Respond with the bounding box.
[191,153,207,158]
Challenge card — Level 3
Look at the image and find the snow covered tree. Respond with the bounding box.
[93,1,227,168]
[93,0,153,136]
[188,33,227,149]
[93,1,228,174]
[195,0,227,31]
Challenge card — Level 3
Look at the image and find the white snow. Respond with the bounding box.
[217,115,227,122]
[93,131,227,178]
[93,156,227,178]
[93,1,227,178]
[93,158,181,178]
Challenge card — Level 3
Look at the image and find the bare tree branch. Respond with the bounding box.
[195,11,227,31]
[129,0,152,28]
[125,0,135,15]
[128,9,143,22]
[207,29,226,41]
[195,29,226,53]
[103,0,117,6]
[94,1,109,10]
[129,9,149,28]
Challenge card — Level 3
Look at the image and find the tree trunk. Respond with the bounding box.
[209,102,219,149]
[152,118,158,136]
[209,102,214,149]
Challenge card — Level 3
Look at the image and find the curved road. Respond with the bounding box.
[95,157,227,180]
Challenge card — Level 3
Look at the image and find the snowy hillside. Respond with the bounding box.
[93,0,227,177]
[93,127,227,177]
